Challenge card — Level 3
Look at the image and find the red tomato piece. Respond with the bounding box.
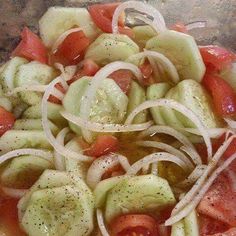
[110,214,158,236]
[170,22,188,33]
[11,27,48,64]
[88,3,134,37]
[51,31,90,66]
[48,83,66,104]
[209,228,236,236]
[109,69,133,94]
[84,135,119,157]
[198,172,236,227]
[139,60,156,86]
[0,107,15,136]
[102,164,125,180]
[68,59,100,85]
[200,46,236,72]
[202,74,236,117]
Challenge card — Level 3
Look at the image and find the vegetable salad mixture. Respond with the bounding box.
[0,1,236,236]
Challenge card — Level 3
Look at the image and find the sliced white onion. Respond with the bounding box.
[0,148,53,165]
[52,27,83,53]
[54,128,70,170]
[166,151,236,226]
[151,162,158,175]
[126,152,189,175]
[171,134,236,216]
[112,1,166,34]
[51,88,65,101]
[79,61,142,142]
[41,77,93,162]
[97,209,110,236]
[60,110,153,133]
[180,146,202,166]
[126,99,212,160]
[87,154,130,189]
[55,63,77,83]
[1,187,28,198]
[224,118,236,129]
[136,140,194,169]
[178,165,207,188]
[142,164,150,174]
[138,125,202,165]
[185,21,207,31]
[6,85,47,96]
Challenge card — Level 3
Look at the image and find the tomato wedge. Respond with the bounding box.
[102,164,125,180]
[12,27,48,64]
[200,46,236,72]
[170,22,188,33]
[88,3,134,37]
[68,59,100,85]
[210,228,236,236]
[202,74,236,117]
[48,83,66,104]
[110,214,158,236]
[0,107,15,136]
[50,31,90,66]
[139,60,156,86]
[109,69,133,94]
[84,135,119,157]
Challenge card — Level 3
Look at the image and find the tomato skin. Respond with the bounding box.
[12,27,48,64]
[84,135,119,157]
[110,214,158,236]
[109,69,133,94]
[0,107,15,136]
[170,22,188,33]
[51,31,90,66]
[139,60,156,86]
[202,74,236,117]
[210,228,236,236]
[102,164,125,180]
[200,46,236,72]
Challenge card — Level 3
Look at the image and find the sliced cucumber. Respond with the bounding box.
[39,7,100,48]
[13,119,59,135]
[221,63,236,92]
[85,33,139,66]
[0,130,51,153]
[63,77,128,136]
[133,25,156,48]
[127,81,147,123]
[0,57,28,92]
[146,30,206,82]
[15,61,57,105]
[105,174,176,222]
[94,176,128,208]
[147,83,171,125]
[0,96,12,111]
[171,220,185,236]
[23,102,67,128]
[0,155,53,188]
[184,210,199,236]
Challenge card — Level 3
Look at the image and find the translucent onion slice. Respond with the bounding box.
[225,118,236,129]
[97,209,110,236]
[41,77,93,162]
[112,1,166,34]
[52,27,83,53]
[0,148,53,165]
[180,146,202,166]
[138,125,202,165]
[54,127,70,170]
[171,134,236,216]
[136,140,194,169]
[60,110,153,133]
[127,51,179,83]
[54,63,77,83]
[185,21,207,31]
[1,187,27,198]
[79,61,142,142]
[151,162,158,175]
[165,151,236,226]
[126,99,212,159]
[178,165,207,188]
[126,152,189,175]
[86,154,130,189]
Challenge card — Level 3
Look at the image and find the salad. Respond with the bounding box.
[0,1,236,236]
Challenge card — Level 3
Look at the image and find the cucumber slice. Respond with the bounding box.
[105,174,176,222]
[146,30,206,82]
[13,119,59,135]
[15,61,57,105]
[221,63,236,92]
[184,210,199,236]
[64,138,90,179]
[171,220,185,236]
[127,81,147,124]
[94,176,128,208]
[0,57,28,92]
[39,7,99,48]
[170,79,218,128]
[133,25,156,48]
[23,102,67,128]
[63,77,128,136]
[85,33,139,66]
[0,155,53,188]
[147,83,171,125]
[0,130,51,153]
[0,96,12,111]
